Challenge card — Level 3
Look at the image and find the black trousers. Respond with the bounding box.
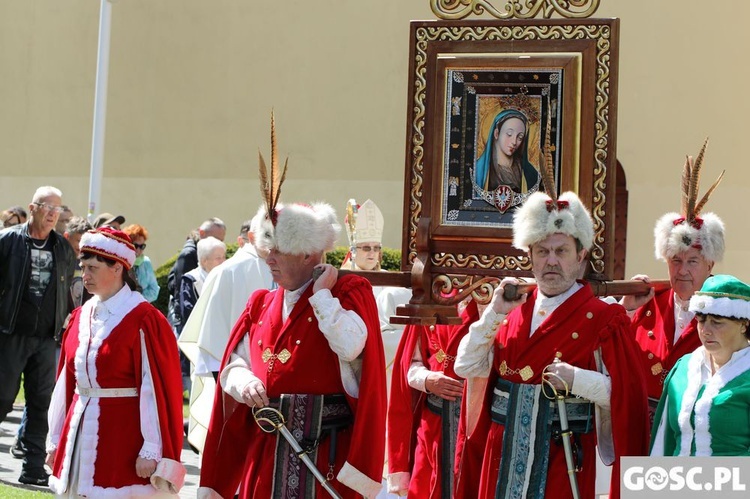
[0,334,57,471]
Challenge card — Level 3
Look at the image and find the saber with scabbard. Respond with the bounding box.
[254,406,343,499]
[542,365,580,499]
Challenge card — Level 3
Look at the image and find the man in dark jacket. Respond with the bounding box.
[166,217,226,391]
[0,186,76,486]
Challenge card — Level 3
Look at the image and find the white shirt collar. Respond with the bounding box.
[93,284,132,322]
[282,280,313,321]
[700,343,750,376]
[530,282,583,336]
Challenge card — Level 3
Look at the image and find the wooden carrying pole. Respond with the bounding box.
[502,279,672,301]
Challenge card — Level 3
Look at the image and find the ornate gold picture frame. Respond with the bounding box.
[401,18,620,300]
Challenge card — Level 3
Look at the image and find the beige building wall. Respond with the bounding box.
[1,0,748,283]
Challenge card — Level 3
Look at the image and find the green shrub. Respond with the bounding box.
[154,244,401,317]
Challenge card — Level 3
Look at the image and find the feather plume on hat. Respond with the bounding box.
[654,138,725,262]
[258,110,288,226]
[252,111,340,255]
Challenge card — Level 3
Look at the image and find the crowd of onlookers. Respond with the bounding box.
[0,187,232,489]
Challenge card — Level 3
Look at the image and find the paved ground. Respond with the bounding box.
[0,404,201,497]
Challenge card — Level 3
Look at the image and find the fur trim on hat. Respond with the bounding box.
[80,228,136,269]
[653,211,725,262]
[254,202,341,255]
[512,191,594,251]
[688,275,750,319]
[689,295,750,320]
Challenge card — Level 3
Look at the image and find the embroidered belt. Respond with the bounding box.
[491,378,595,434]
[75,387,138,398]
[426,393,444,415]
[269,393,353,499]
[269,393,353,431]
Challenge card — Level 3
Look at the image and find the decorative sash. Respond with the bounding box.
[490,378,594,499]
[425,393,462,499]
[271,394,352,499]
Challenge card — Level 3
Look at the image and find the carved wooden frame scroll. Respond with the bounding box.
[399,17,619,313]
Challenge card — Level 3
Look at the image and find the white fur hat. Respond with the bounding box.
[654,211,725,262]
[512,191,594,251]
[253,202,341,255]
[653,139,726,263]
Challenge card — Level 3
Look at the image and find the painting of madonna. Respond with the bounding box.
[471,102,543,214]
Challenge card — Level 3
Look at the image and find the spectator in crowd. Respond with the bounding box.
[122,224,160,303]
[46,227,186,496]
[178,217,273,452]
[92,212,125,230]
[9,215,93,461]
[54,206,73,235]
[167,217,226,333]
[167,217,226,391]
[63,216,89,259]
[0,186,76,486]
[178,236,227,329]
[1,206,28,228]
[63,216,93,313]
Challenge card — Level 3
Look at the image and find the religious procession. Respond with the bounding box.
[2,2,750,499]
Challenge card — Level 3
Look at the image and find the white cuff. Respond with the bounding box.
[138,441,161,461]
[387,471,410,496]
[150,458,186,494]
[571,367,611,410]
[337,461,382,499]
[407,363,430,392]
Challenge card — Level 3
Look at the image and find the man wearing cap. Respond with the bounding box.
[178,217,273,453]
[453,191,648,499]
[199,202,387,499]
[92,212,125,229]
[651,274,750,457]
[0,186,76,486]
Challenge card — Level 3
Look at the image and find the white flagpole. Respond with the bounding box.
[87,0,114,223]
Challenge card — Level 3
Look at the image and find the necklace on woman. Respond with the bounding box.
[31,235,49,249]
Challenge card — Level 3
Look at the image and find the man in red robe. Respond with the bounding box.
[453,191,649,499]
[386,299,479,498]
[621,152,725,417]
[199,202,386,499]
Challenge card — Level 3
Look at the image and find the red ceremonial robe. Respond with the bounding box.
[200,274,386,499]
[387,301,478,498]
[50,299,185,497]
[630,288,701,400]
[454,283,649,499]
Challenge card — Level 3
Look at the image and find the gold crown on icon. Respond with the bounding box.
[499,86,540,124]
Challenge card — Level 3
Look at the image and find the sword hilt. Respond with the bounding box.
[253,406,286,433]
